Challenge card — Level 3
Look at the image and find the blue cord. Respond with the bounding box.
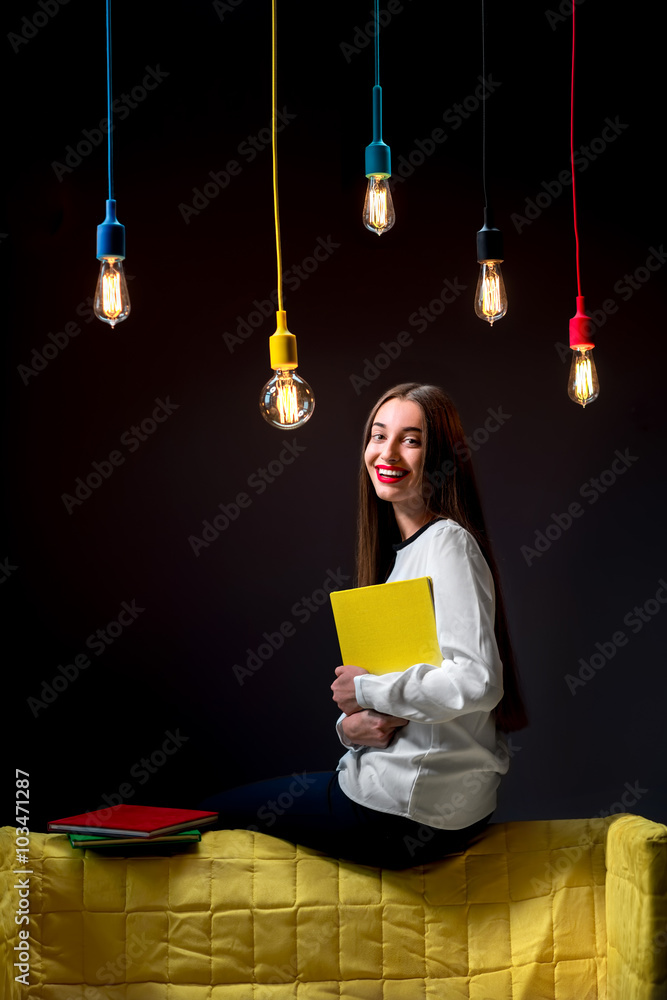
[106,0,114,201]
[374,0,380,87]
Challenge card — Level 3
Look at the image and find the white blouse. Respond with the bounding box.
[336,519,509,830]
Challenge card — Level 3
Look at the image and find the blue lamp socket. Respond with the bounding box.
[96,199,126,259]
[365,141,391,178]
[365,85,391,178]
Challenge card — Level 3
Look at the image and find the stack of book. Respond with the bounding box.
[47,804,219,850]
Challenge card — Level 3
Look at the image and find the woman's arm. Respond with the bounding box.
[338,709,409,749]
[331,664,367,714]
[352,524,504,724]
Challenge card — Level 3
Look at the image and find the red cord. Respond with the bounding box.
[570,3,582,296]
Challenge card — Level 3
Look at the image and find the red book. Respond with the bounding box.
[47,804,218,838]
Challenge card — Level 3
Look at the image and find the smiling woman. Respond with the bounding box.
[200,382,528,868]
[363,396,429,540]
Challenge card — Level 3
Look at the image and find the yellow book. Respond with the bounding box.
[329,576,442,674]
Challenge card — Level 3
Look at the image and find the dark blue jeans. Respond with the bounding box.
[199,770,492,869]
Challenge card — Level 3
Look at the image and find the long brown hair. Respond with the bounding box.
[356,383,528,732]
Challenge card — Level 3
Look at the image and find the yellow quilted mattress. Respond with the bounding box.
[1,816,666,999]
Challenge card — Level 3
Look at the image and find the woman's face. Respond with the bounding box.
[364,398,427,516]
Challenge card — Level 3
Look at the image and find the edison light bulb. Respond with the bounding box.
[474,260,507,325]
[568,348,599,408]
[260,369,315,430]
[363,176,395,235]
[94,257,130,327]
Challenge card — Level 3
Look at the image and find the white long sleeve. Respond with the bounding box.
[336,519,509,830]
[353,522,503,723]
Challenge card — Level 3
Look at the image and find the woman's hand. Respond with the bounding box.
[331,665,368,714]
[341,709,408,748]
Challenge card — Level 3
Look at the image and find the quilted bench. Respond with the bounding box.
[2,814,666,999]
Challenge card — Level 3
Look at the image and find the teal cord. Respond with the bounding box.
[106,0,114,201]
[374,0,380,86]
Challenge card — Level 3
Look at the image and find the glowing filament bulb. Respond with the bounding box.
[482,271,500,315]
[260,369,314,430]
[94,257,130,328]
[363,176,395,235]
[568,348,599,408]
[474,261,507,325]
[276,375,299,424]
[103,268,122,318]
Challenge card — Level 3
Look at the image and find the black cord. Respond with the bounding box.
[481,0,488,211]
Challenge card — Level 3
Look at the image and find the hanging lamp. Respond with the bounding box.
[474,0,507,325]
[94,0,130,328]
[567,1,599,407]
[363,0,395,235]
[259,0,314,429]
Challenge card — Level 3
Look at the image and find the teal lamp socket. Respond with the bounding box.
[365,140,391,178]
[364,85,391,178]
[96,199,126,260]
[365,84,391,179]
[363,84,395,234]
[94,198,130,326]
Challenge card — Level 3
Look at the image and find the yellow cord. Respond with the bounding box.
[272,0,283,313]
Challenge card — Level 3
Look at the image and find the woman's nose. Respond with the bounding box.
[380,440,399,461]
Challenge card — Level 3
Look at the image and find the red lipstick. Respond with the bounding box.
[375,465,409,484]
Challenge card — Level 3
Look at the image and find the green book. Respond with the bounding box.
[68,829,202,849]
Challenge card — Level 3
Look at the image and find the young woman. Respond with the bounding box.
[200,383,527,868]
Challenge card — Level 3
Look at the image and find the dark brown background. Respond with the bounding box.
[3,0,665,829]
